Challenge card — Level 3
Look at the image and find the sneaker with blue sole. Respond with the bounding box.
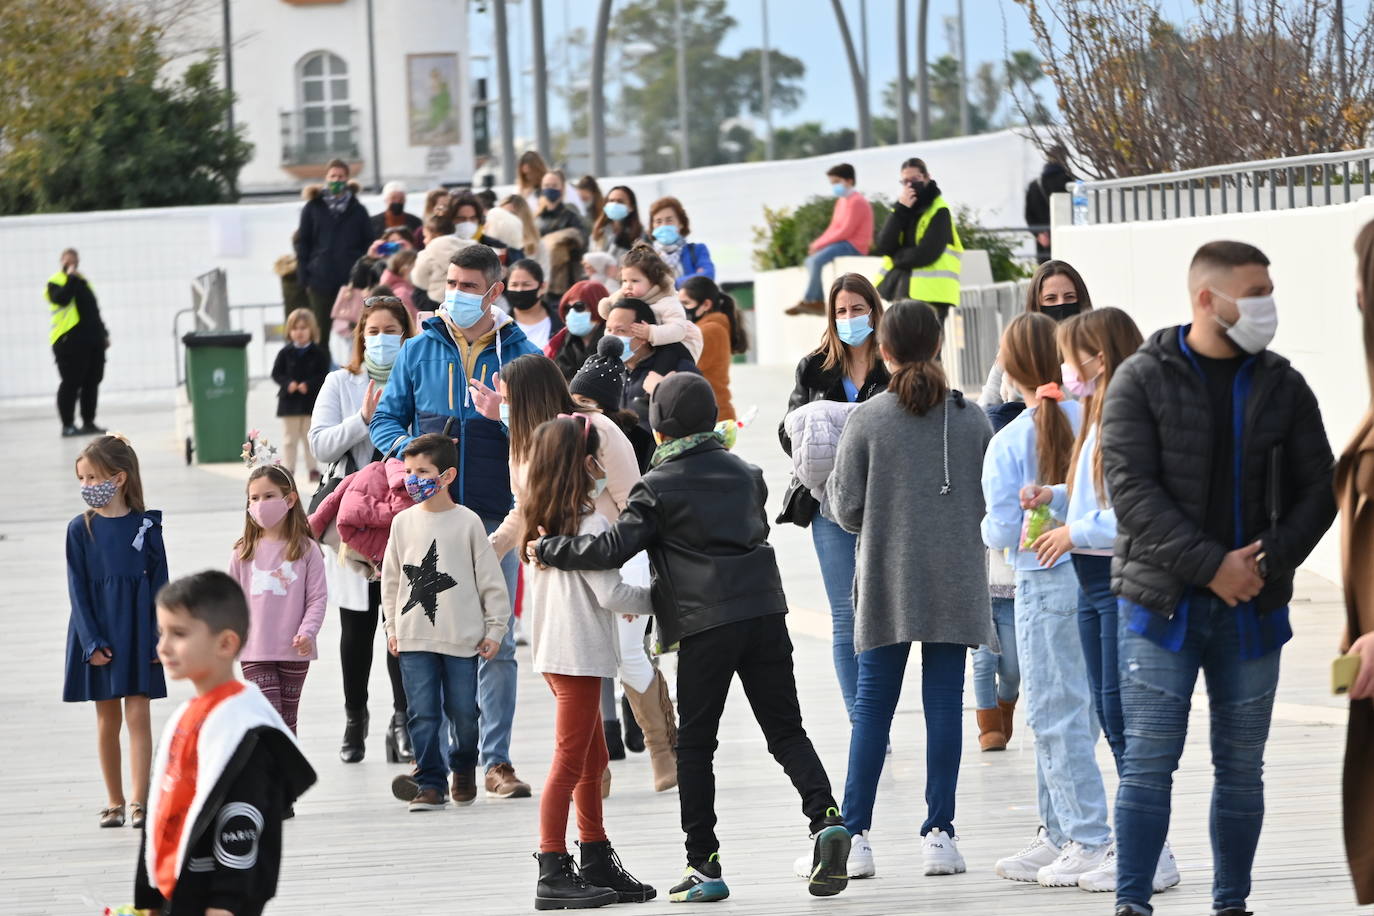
[669,853,729,903]
[805,808,852,897]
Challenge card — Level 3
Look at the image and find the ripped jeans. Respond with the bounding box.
[1114,592,1281,915]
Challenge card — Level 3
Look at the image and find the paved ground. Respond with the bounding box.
[3,365,1361,914]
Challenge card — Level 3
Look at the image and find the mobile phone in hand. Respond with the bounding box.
[378,241,401,255]
[1333,653,1362,695]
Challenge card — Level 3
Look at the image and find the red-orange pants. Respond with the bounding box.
[540,673,610,853]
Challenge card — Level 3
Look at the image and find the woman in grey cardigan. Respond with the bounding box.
[824,300,994,882]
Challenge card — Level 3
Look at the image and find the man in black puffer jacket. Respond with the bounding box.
[535,373,851,902]
[1101,240,1336,916]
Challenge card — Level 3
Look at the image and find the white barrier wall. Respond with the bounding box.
[1,130,1041,402]
[1052,197,1373,584]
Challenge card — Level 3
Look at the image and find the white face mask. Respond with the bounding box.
[1210,288,1278,354]
[455,221,479,240]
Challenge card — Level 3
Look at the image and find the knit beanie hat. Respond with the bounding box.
[570,336,628,410]
[649,372,717,439]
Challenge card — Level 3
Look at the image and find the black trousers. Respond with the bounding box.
[54,340,105,427]
[675,613,836,864]
[306,286,338,339]
[339,579,407,715]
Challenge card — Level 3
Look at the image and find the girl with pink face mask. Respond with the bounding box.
[228,462,328,734]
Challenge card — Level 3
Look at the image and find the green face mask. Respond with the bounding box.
[327,180,347,196]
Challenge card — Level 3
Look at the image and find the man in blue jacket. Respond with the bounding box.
[371,243,541,800]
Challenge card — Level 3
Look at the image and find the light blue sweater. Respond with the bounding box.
[980,400,1083,571]
[1048,422,1117,550]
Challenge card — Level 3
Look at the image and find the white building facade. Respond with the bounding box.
[220,0,475,193]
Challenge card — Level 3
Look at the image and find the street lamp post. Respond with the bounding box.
[897,0,911,143]
[674,0,691,169]
[761,0,774,160]
[493,0,516,183]
[589,0,613,175]
[532,0,550,161]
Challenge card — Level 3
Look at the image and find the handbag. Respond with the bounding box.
[308,448,360,515]
[775,474,819,528]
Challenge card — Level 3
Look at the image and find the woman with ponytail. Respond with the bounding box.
[679,276,748,422]
[981,312,1112,888]
[815,300,993,881]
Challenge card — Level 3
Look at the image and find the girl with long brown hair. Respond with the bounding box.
[228,463,327,735]
[982,258,1095,406]
[65,435,168,830]
[309,295,416,764]
[518,416,656,909]
[981,311,1113,886]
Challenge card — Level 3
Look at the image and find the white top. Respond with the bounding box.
[526,513,651,678]
[309,367,377,610]
[516,315,552,350]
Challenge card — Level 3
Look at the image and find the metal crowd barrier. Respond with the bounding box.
[942,279,1032,393]
[172,303,287,386]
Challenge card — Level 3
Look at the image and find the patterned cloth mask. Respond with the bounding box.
[405,473,441,503]
[81,479,118,508]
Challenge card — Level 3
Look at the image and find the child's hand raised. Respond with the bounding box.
[476,638,499,660]
[89,647,113,667]
[292,634,314,657]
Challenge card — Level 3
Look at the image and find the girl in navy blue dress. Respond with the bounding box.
[64,435,168,830]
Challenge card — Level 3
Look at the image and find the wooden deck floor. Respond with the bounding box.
[3,366,1363,915]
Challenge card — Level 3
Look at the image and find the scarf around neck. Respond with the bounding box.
[326,190,351,216]
[649,423,736,467]
[655,239,686,277]
[362,352,394,383]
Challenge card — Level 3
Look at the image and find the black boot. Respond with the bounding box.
[385,711,414,763]
[604,720,626,761]
[339,709,368,763]
[579,841,657,903]
[621,695,644,753]
[534,852,617,910]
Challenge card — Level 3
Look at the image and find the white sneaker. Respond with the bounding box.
[849,831,876,878]
[1037,841,1109,887]
[794,831,876,879]
[995,828,1061,882]
[1153,840,1181,892]
[921,828,966,876]
[1077,843,1117,892]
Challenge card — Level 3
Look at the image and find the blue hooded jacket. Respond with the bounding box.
[369,311,541,520]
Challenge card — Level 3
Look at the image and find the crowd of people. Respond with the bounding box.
[56,149,1374,916]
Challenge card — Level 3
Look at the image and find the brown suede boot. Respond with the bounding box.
[977,707,1007,751]
[623,671,678,791]
[999,697,1017,745]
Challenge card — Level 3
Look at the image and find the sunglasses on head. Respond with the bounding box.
[364,296,403,308]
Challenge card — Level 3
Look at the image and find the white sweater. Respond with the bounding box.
[382,503,510,656]
[526,513,651,678]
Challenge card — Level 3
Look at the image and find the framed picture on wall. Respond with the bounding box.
[407,53,461,147]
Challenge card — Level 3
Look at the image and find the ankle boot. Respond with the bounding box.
[386,710,414,764]
[623,671,677,792]
[621,695,645,753]
[340,709,368,763]
[998,697,1017,745]
[976,707,1006,752]
[579,840,657,903]
[604,720,626,761]
[534,851,617,911]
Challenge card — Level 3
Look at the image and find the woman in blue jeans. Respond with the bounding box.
[778,274,890,721]
[1023,307,1180,895]
[813,300,994,883]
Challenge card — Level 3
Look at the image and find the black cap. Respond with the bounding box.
[570,335,627,410]
[649,372,717,438]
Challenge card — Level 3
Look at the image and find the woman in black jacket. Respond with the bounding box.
[778,273,890,724]
[294,159,376,336]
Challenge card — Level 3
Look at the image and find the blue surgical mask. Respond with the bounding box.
[835,314,873,347]
[652,225,681,246]
[498,402,510,426]
[404,473,440,503]
[831,182,849,197]
[441,285,491,329]
[364,333,402,367]
[603,201,630,222]
[614,335,637,360]
[591,476,608,498]
[566,309,595,337]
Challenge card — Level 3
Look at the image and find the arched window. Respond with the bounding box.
[297,51,351,157]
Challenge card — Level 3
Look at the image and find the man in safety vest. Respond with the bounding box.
[873,157,963,325]
[47,248,109,437]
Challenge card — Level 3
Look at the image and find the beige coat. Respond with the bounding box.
[1338,409,1374,905]
[410,235,478,303]
[597,281,703,362]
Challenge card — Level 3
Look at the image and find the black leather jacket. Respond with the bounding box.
[536,439,787,646]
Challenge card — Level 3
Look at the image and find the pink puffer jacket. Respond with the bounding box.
[309,458,411,574]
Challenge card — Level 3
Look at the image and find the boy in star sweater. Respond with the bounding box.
[382,433,510,812]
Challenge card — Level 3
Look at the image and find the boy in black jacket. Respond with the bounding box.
[135,571,316,916]
[1101,241,1336,916]
[533,372,850,903]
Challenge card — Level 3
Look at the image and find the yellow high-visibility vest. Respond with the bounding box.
[46,270,86,345]
[874,196,964,305]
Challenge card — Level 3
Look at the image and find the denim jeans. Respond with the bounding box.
[810,513,858,721]
[1073,554,1125,774]
[1115,592,1281,914]
[842,641,966,837]
[804,241,861,302]
[398,650,480,792]
[478,515,519,769]
[972,597,1020,709]
[1014,564,1111,850]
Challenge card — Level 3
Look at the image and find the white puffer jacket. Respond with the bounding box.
[785,399,862,517]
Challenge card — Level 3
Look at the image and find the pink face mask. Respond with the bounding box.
[1061,361,1098,398]
[248,497,290,530]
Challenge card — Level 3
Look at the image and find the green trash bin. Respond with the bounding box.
[182,331,252,464]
